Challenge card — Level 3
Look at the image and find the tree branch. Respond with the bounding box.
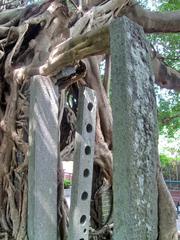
[0,8,25,25]
[8,0,179,91]
[38,26,109,76]
[103,54,111,97]
[124,2,180,33]
[160,114,180,125]
[35,24,180,91]
[152,57,180,91]
[70,0,180,37]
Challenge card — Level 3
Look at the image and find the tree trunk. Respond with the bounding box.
[158,170,178,240]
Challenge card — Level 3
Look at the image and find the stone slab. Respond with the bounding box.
[110,17,158,240]
[28,76,58,240]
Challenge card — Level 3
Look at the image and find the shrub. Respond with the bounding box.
[64,179,72,189]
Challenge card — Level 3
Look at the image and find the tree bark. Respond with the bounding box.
[158,170,178,240]
[34,25,180,91]
[152,57,180,91]
[124,1,180,33]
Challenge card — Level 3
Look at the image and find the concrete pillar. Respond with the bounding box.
[110,17,158,240]
[68,87,97,240]
[28,76,58,240]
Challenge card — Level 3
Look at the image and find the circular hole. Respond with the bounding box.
[80,215,86,224]
[85,146,91,155]
[87,102,93,111]
[80,239,84,240]
[84,229,87,233]
[86,124,92,133]
[83,169,90,177]
[81,191,88,200]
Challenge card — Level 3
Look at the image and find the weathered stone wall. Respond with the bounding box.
[110,17,158,240]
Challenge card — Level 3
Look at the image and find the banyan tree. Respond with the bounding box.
[0,0,179,239]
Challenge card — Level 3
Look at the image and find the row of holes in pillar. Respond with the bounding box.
[79,101,94,240]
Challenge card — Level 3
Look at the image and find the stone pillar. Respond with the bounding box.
[28,76,58,240]
[68,87,97,240]
[110,17,158,240]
